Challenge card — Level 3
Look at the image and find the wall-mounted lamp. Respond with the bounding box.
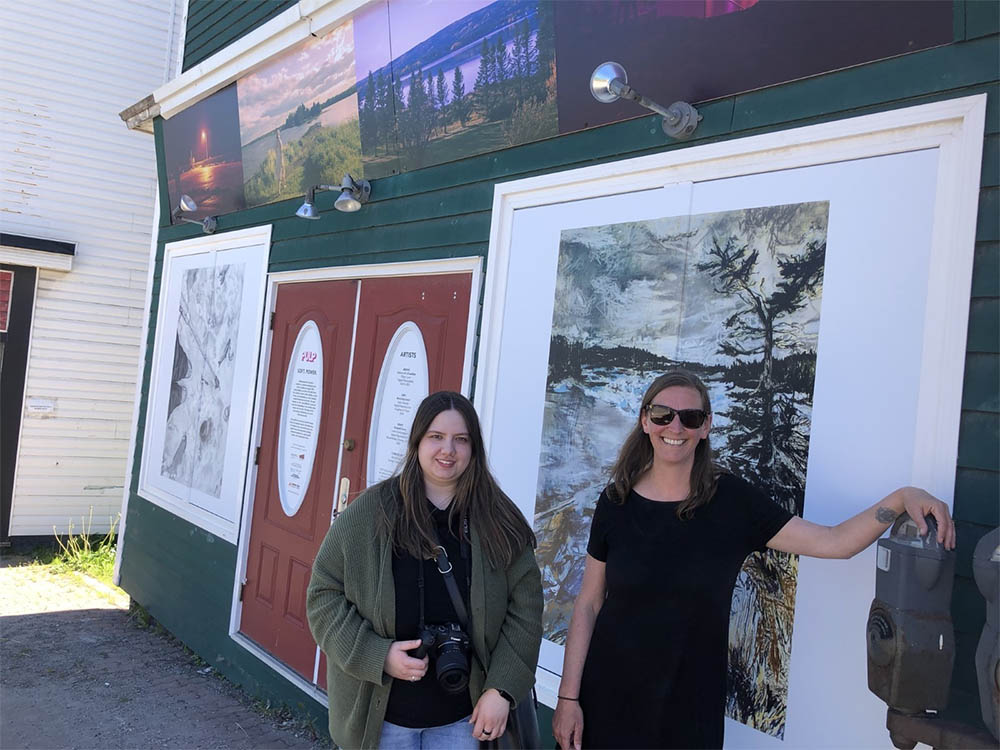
[335,174,371,213]
[589,61,701,140]
[171,194,217,233]
[296,174,372,219]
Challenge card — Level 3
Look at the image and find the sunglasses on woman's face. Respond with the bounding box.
[645,404,709,429]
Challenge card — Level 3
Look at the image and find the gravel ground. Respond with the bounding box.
[0,555,331,750]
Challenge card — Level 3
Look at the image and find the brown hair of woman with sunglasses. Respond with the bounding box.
[552,369,955,750]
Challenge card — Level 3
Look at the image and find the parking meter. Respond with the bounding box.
[973,527,999,740]
[867,513,956,713]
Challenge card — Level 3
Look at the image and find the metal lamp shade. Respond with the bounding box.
[590,62,627,103]
[296,201,320,220]
[334,190,362,213]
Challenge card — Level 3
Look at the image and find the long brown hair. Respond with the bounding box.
[608,370,719,519]
[380,391,535,569]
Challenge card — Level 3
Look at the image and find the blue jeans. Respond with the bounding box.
[378,715,478,750]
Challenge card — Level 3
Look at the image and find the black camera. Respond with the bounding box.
[410,622,471,694]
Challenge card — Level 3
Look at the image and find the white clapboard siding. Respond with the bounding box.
[1,0,184,536]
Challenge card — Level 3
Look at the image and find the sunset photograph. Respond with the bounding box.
[161,84,246,220]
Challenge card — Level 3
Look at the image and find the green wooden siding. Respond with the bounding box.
[182,0,296,72]
[118,497,329,729]
[126,20,1000,736]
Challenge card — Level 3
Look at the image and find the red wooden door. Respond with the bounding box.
[241,272,473,689]
[315,273,472,689]
[339,273,472,502]
[240,280,357,680]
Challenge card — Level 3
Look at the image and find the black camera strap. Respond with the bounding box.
[416,517,471,630]
[434,518,470,630]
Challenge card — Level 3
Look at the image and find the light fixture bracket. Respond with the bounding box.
[171,194,217,233]
[589,61,701,140]
[296,177,371,218]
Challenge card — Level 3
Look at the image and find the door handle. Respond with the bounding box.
[335,476,350,518]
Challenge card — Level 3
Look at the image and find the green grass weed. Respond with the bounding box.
[51,508,119,585]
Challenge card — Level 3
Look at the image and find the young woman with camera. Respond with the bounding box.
[551,370,955,750]
[307,391,543,749]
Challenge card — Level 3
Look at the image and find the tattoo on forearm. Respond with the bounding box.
[876,507,898,524]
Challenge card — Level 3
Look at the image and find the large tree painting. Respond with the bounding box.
[534,201,828,737]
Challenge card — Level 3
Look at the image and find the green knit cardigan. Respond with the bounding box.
[306,479,543,749]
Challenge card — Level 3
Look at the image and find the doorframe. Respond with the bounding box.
[1,265,39,544]
[228,255,483,700]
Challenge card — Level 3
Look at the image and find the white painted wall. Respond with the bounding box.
[0,0,184,535]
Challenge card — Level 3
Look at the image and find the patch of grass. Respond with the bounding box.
[51,509,119,586]
[128,601,151,629]
[26,544,58,565]
[250,698,322,742]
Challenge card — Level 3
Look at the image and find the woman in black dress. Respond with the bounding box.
[551,370,955,750]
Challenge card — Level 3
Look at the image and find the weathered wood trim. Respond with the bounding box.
[0,247,73,272]
[156,0,368,122]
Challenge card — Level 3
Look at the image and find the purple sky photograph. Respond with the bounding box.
[352,0,494,80]
[237,20,356,145]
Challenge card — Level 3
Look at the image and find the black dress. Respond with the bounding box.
[579,474,793,749]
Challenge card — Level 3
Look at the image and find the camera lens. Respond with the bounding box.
[436,645,470,694]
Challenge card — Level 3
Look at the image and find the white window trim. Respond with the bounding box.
[228,255,483,699]
[0,245,73,272]
[150,0,370,123]
[137,225,272,544]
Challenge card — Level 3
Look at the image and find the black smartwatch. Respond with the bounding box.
[497,688,515,707]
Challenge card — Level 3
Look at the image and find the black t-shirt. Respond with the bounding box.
[385,502,474,728]
[580,473,793,749]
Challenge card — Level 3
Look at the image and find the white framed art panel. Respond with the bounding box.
[473,95,985,748]
[139,226,271,543]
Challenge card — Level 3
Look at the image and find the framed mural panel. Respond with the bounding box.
[553,0,952,134]
[152,0,950,211]
[355,0,557,178]
[162,84,246,221]
[474,95,984,747]
[139,226,271,543]
[237,18,362,207]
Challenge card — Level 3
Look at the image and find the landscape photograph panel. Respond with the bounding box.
[553,0,952,134]
[237,19,362,208]
[162,85,246,221]
[535,202,829,738]
[357,0,557,178]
